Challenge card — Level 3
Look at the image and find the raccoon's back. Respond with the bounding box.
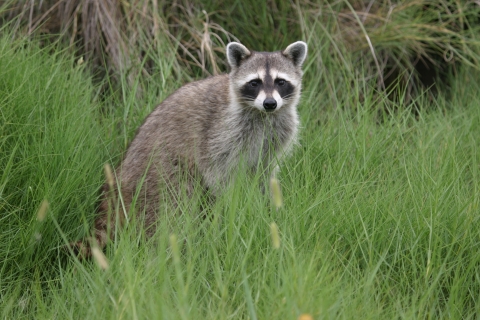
[119,74,230,184]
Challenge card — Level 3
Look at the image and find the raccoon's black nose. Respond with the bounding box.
[263,98,277,111]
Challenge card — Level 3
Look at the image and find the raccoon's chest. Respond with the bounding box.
[203,108,296,190]
[238,114,293,168]
[243,123,275,167]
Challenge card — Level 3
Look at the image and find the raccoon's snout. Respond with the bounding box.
[263,98,277,112]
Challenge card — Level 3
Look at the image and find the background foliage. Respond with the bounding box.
[2,0,480,99]
[1,1,480,319]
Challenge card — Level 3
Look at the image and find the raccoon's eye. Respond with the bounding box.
[276,79,286,86]
[249,80,261,87]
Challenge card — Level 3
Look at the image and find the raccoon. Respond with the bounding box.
[72,41,308,256]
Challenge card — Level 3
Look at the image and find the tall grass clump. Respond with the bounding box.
[0,29,113,312]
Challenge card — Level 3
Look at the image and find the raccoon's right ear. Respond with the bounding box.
[283,41,308,67]
[226,42,251,68]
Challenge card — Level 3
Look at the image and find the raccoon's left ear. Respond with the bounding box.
[226,42,251,68]
[282,41,308,67]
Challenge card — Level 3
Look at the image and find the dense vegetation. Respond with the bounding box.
[1,1,480,318]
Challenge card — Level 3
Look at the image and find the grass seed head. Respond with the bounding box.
[91,246,109,270]
[169,234,181,264]
[104,163,114,190]
[270,222,281,249]
[298,314,314,320]
[36,199,49,222]
[270,177,283,209]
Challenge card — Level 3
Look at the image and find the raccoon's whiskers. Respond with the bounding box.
[239,95,256,101]
[281,93,295,100]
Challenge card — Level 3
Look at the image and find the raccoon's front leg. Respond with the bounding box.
[69,183,128,258]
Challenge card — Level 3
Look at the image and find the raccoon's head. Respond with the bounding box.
[226,41,307,113]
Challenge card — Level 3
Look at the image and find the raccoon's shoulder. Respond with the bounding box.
[142,74,230,131]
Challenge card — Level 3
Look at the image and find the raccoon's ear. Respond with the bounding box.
[226,42,251,68]
[282,41,308,67]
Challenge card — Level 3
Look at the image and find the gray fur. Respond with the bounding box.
[72,41,308,257]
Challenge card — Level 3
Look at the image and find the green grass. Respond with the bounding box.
[1,18,480,320]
